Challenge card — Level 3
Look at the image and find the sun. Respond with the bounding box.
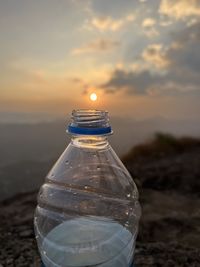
[90,93,97,101]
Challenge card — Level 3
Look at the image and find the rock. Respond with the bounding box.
[19,229,33,238]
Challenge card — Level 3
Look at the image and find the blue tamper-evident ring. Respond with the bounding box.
[68,125,112,135]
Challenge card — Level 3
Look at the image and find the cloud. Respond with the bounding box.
[167,22,200,72]
[91,17,124,31]
[86,14,135,32]
[101,69,162,94]
[82,0,136,32]
[159,0,200,20]
[101,67,200,96]
[101,22,200,95]
[142,18,156,28]
[71,38,120,55]
[143,28,159,38]
[142,44,170,69]
[89,0,138,18]
[142,17,159,38]
[70,77,90,92]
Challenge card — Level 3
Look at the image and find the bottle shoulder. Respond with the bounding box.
[45,143,139,201]
[36,142,141,236]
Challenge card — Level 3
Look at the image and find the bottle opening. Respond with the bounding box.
[67,109,112,135]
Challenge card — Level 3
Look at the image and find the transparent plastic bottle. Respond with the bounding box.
[34,110,141,267]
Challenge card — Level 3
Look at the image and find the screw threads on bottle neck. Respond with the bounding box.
[68,110,112,136]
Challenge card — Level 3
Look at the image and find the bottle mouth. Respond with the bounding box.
[67,109,112,135]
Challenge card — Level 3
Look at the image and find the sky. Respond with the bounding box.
[0,0,200,122]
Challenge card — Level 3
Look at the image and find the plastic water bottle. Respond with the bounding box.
[34,110,141,267]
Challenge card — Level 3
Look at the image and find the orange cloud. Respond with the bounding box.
[142,18,159,38]
[86,14,135,32]
[142,18,156,27]
[159,0,200,20]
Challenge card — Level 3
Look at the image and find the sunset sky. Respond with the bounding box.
[0,0,200,121]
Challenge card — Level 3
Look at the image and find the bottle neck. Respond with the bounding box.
[68,110,112,136]
[68,110,112,149]
[71,135,109,149]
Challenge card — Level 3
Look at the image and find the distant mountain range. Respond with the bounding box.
[0,116,200,200]
[1,116,200,166]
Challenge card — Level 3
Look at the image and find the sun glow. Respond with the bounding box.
[90,93,97,101]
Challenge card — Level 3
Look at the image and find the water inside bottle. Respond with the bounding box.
[41,216,135,267]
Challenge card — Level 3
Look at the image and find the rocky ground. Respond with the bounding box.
[1,135,200,267]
